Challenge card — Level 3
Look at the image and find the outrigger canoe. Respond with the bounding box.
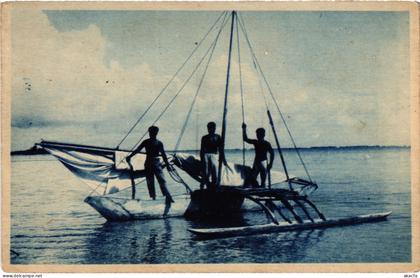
[36,11,392,239]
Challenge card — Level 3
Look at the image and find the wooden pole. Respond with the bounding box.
[267,109,293,190]
[128,163,136,199]
[267,161,272,189]
[217,11,236,186]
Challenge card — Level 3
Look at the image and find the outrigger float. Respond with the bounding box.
[37,11,391,238]
[188,211,392,239]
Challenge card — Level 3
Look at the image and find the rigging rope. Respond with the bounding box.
[167,167,193,194]
[110,13,229,175]
[237,14,313,183]
[115,11,228,149]
[235,15,246,167]
[174,13,227,151]
[87,12,228,196]
[132,15,231,151]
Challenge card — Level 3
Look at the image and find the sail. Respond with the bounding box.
[172,153,292,187]
[39,141,150,194]
[40,140,293,193]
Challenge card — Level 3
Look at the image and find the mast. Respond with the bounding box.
[267,110,293,190]
[217,11,236,186]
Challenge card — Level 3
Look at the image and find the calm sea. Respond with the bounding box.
[10,147,411,264]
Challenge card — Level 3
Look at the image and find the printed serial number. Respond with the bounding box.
[2,274,42,278]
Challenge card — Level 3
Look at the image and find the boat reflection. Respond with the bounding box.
[186,225,326,263]
[83,218,175,264]
[83,215,326,264]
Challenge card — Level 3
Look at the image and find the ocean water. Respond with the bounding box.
[10,147,411,264]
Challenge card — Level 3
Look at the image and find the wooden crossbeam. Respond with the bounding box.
[216,186,326,223]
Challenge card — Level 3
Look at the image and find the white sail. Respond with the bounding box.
[41,141,150,194]
[40,141,296,196]
[172,153,292,187]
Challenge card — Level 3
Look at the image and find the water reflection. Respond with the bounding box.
[83,214,327,264]
[84,219,174,264]
[187,214,249,229]
[141,219,173,263]
[186,222,326,263]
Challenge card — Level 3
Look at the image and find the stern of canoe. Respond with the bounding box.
[84,195,191,221]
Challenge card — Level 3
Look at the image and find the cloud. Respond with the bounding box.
[12,9,161,128]
[11,9,181,149]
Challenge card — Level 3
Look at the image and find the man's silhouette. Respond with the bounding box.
[242,123,274,187]
[200,122,227,188]
[126,126,174,206]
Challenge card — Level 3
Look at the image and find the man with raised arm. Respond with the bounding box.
[242,123,274,187]
[200,122,227,189]
[126,126,174,206]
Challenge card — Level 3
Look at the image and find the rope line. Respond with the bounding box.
[174,13,227,151]
[235,15,246,167]
[131,14,230,151]
[167,167,193,194]
[115,11,227,149]
[237,14,313,183]
[87,13,229,195]
[109,13,229,184]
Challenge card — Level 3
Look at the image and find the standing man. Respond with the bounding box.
[126,126,174,206]
[200,122,227,188]
[242,123,274,187]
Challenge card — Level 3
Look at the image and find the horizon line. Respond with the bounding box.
[171,144,411,152]
[11,144,411,155]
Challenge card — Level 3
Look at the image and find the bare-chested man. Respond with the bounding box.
[200,122,227,188]
[242,123,274,187]
[126,126,174,205]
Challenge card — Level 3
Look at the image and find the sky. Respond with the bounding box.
[10,9,410,151]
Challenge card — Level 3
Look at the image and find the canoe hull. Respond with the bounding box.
[184,188,245,219]
[84,195,192,221]
[84,194,259,221]
[188,211,392,238]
